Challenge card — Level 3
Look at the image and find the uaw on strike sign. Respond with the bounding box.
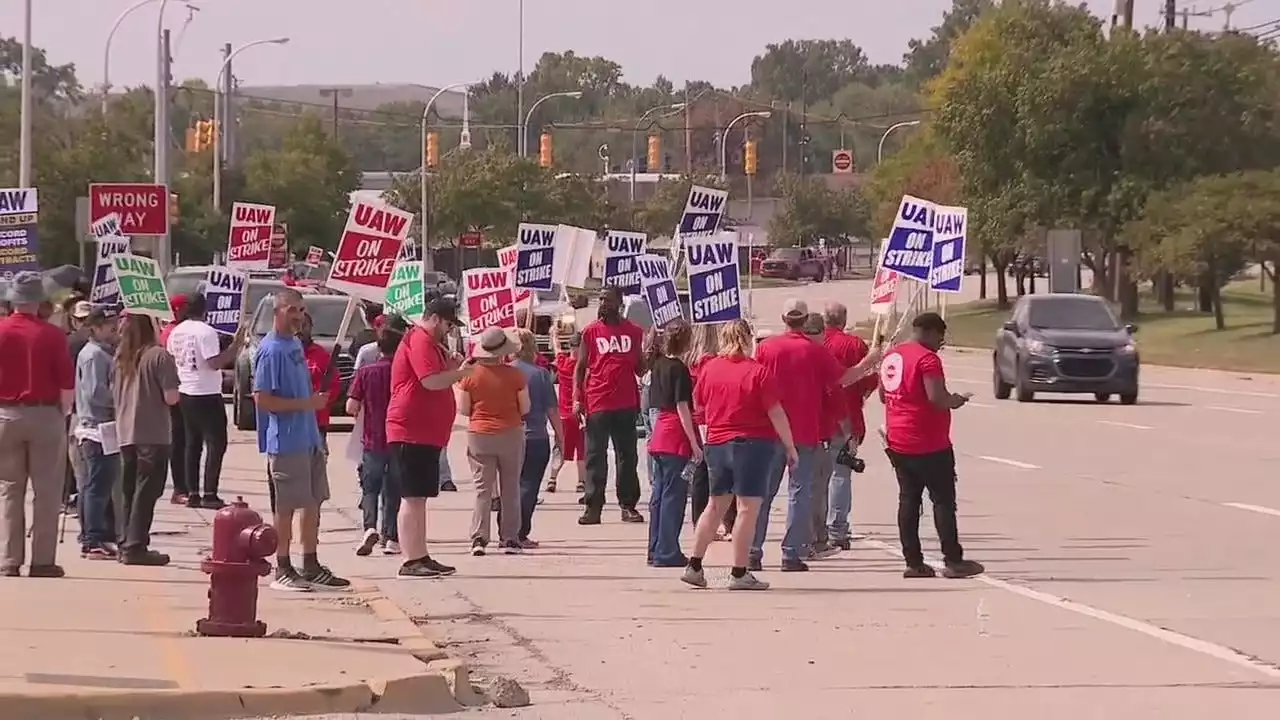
[882,194,969,294]
[463,268,515,334]
[497,245,532,308]
[326,200,412,303]
[602,230,646,296]
[226,202,276,270]
[685,231,741,324]
[514,223,556,291]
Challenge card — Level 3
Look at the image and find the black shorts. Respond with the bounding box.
[391,442,442,499]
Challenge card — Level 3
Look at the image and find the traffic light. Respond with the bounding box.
[169,192,180,227]
[185,127,198,153]
[744,139,758,176]
[647,135,661,171]
[539,132,553,168]
[426,131,440,168]
[193,120,215,152]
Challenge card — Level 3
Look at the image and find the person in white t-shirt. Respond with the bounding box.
[166,292,246,510]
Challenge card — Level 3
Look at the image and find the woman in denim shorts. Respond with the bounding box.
[681,321,798,591]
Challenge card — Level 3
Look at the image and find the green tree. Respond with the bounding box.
[767,174,869,247]
[749,39,870,102]
[903,0,995,89]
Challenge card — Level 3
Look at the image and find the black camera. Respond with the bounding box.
[835,445,866,474]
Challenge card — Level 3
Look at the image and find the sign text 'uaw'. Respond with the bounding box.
[0,188,39,280]
[602,230,646,295]
[91,236,131,305]
[497,244,532,308]
[111,253,172,321]
[225,202,276,270]
[514,223,556,291]
[203,267,247,335]
[882,194,936,282]
[928,205,967,294]
[636,255,682,328]
[677,185,727,239]
[685,233,741,325]
[89,183,168,236]
[463,268,516,334]
[326,200,412,303]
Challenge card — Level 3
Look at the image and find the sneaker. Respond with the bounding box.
[440,480,458,492]
[27,564,65,578]
[943,560,986,579]
[356,529,380,557]
[546,480,557,493]
[185,495,204,509]
[383,541,401,555]
[904,563,938,579]
[620,508,645,524]
[747,558,763,572]
[301,565,351,590]
[201,495,228,511]
[169,493,189,505]
[780,559,809,572]
[84,544,118,561]
[398,558,442,580]
[271,568,314,592]
[420,556,457,576]
[121,549,171,566]
[833,538,852,551]
[652,555,689,568]
[575,481,585,493]
[681,566,708,589]
[500,541,522,555]
[470,539,487,557]
[577,512,601,526]
[1,566,20,577]
[519,538,540,549]
[807,544,840,560]
[728,571,770,591]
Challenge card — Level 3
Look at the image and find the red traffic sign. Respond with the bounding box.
[89,183,170,235]
[459,231,483,248]
[831,149,854,174]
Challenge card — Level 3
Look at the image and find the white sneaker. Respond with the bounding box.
[356,529,379,556]
[727,571,770,591]
[383,541,401,555]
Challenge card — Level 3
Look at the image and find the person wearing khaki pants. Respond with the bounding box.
[457,328,530,556]
[0,272,77,578]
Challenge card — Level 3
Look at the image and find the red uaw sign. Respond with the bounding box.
[869,240,900,316]
[496,244,532,309]
[832,149,854,174]
[89,183,169,235]
[225,202,276,270]
[462,267,515,335]
[305,245,324,265]
[326,200,412,303]
[269,223,289,269]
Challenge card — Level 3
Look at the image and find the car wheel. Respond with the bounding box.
[1094,393,1111,403]
[233,377,257,431]
[993,357,1012,400]
[1014,360,1035,403]
[1119,391,1138,405]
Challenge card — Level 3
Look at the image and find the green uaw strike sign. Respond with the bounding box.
[111,253,173,321]
[384,260,424,322]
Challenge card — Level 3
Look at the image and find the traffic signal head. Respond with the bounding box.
[539,132,553,168]
[426,131,440,168]
[647,135,661,171]
[195,120,214,151]
[744,139,758,176]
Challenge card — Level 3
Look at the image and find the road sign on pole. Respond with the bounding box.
[89,183,170,236]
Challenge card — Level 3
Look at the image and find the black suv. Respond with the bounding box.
[992,294,1140,404]
[232,293,371,431]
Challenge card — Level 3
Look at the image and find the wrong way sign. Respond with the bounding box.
[89,183,169,235]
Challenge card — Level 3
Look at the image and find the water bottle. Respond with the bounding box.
[680,458,703,483]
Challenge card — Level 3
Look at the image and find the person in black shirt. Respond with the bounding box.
[644,320,702,567]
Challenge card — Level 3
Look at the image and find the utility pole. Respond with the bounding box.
[798,70,808,177]
[1165,0,1176,29]
[683,86,692,174]
[157,28,173,272]
[318,87,352,139]
[1123,0,1135,28]
[221,42,233,166]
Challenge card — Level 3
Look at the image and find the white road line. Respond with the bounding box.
[1223,502,1280,518]
[1147,382,1278,399]
[1206,406,1263,415]
[976,455,1040,470]
[1096,420,1152,430]
[861,537,1280,680]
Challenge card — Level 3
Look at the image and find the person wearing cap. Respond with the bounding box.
[820,302,877,551]
[0,272,75,577]
[749,298,881,573]
[167,292,247,510]
[347,322,404,557]
[573,286,646,525]
[387,296,471,579]
[547,316,583,495]
[72,308,123,560]
[880,312,984,579]
[457,327,529,556]
[801,312,852,560]
[159,294,191,504]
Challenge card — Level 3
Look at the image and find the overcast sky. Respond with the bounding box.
[3,0,1276,91]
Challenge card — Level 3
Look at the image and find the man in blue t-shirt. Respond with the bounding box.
[252,288,350,592]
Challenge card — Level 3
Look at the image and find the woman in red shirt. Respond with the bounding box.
[644,319,700,568]
[683,320,797,592]
[684,324,735,539]
[547,317,584,495]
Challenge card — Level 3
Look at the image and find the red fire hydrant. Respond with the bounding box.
[196,496,278,638]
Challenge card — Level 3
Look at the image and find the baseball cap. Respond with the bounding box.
[425,296,460,325]
[781,298,808,321]
[170,294,190,319]
[71,300,93,320]
[372,314,386,330]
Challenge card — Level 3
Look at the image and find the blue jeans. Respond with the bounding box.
[750,443,823,564]
[647,453,689,565]
[826,432,854,543]
[359,449,400,541]
[644,408,659,484]
[520,437,552,540]
[440,453,453,485]
[78,439,119,546]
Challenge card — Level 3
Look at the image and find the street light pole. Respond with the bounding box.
[420,81,481,264]
[522,91,584,158]
[719,111,772,181]
[877,120,921,165]
[516,0,525,156]
[104,0,187,113]
[153,0,173,271]
[18,0,32,188]
[630,102,686,207]
[211,38,290,211]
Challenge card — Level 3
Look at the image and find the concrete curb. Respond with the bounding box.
[354,583,449,664]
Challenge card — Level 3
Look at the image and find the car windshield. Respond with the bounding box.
[1028,297,1119,331]
[245,281,286,312]
[165,270,206,299]
[254,297,364,337]
[768,248,801,262]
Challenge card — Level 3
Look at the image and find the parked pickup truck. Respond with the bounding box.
[759,247,827,282]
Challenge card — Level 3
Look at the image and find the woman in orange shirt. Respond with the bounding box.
[457,327,530,556]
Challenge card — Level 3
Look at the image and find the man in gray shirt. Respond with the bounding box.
[74,309,121,560]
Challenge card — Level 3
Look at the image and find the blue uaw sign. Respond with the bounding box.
[0,188,38,281]
[685,232,741,325]
[513,222,556,291]
[636,254,681,328]
[203,267,247,335]
[929,204,967,293]
[883,194,935,282]
[90,212,131,304]
[670,185,727,267]
[602,230,646,296]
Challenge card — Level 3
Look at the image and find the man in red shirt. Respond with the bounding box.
[549,325,584,495]
[573,287,645,525]
[298,312,342,434]
[751,299,879,573]
[0,272,75,577]
[387,297,474,579]
[820,302,878,550]
[880,312,984,579]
